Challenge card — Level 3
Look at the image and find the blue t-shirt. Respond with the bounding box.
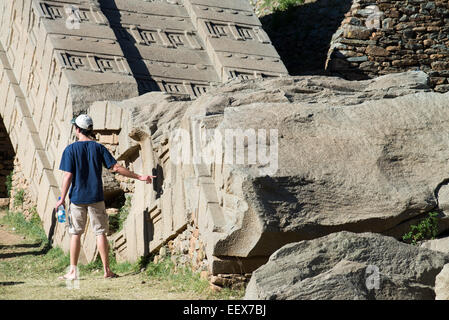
[59,141,117,205]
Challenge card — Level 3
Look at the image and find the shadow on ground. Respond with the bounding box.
[0,241,52,259]
[0,243,41,249]
[259,0,352,76]
[0,281,25,286]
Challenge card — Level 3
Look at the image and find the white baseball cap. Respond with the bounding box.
[71,114,93,130]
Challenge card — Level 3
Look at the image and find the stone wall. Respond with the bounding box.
[326,0,449,92]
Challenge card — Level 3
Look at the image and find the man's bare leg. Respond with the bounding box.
[59,234,80,280]
[96,234,116,278]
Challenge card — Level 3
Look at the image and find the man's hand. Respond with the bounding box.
[138,175,156,184]
[55,198,65,212]
[112,164,156,184]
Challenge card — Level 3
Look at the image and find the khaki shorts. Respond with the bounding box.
[68,201,109,236]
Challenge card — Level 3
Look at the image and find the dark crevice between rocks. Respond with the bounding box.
[434,178,449,209]
[259,0,353,76]
[0,116,14,198]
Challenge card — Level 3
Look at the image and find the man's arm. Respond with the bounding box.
[55,171,73,210]
[111,163,155,184]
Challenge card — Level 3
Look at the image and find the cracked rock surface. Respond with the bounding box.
[244,231,449,300]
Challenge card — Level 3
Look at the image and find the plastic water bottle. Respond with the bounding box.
[57,197,66,223]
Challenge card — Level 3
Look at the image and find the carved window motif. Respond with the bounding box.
[48,5,63,19]
[192,85,208,97]
[214,24,228,37]
[77,9,89,22]
[69,55,87,70]
[207,22,229,38]
[238,73,253,80]
[38,3,52,19]
[141,30,161,45]
[97,58,115,72]
[229,70,254,80]
[167,33,185,47]
[237,27,255,40]
[162,81,181,93]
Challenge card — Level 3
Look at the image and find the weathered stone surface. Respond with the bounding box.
[421,237,449,254]
[93,70,449,275]
[182,71,447,264]
[244,232,449,300]
[435,264,449,300]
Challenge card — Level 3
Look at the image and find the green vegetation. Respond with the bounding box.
[5,171,13,197]
[13,189,25,207]
[1,209,47,244]
[0,208,138,277]
[78,246,135,275]
[0,210,68,279]
[144,254,245,299]
[402,212,439,245]
[263,0,305,12]
[0,209,245,299]
[109,194,132,233]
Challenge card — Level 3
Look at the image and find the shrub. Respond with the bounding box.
[13,189,25,207]
[402,212,439,245]
[262,0,304,12]
[5,171,13,197]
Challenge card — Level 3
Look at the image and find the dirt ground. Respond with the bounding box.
[0,211,221,300]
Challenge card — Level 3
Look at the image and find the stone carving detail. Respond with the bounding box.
[38,2,64,19]
[0,0,287,270]
[56,51,129,75]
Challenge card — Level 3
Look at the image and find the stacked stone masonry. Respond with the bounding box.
[326,0,449,92]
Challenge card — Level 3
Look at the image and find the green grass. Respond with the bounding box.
[0,210,69,278]
[144,255,245,299]
[0,209,133,277]
[263,0,305,12]
[78,247,135,275]
[1,210,47,243]
[0,209,245,299]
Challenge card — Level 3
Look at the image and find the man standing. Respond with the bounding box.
[55,114,155,280]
